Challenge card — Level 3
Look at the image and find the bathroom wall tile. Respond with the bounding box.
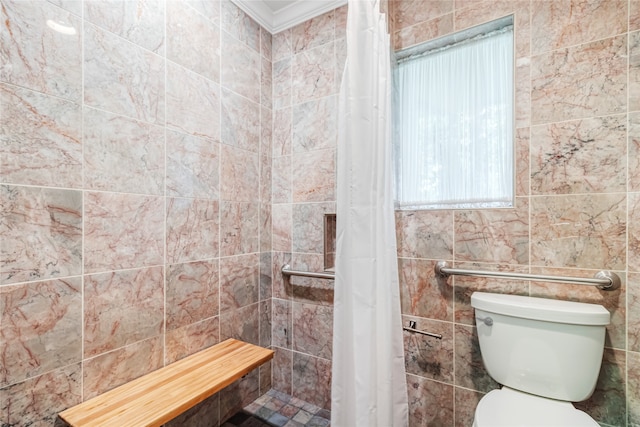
[292,353,332,410]
[220,254,259,312]
[84,267,164,357]
[574,348,626,426]
[272,252,292,300]
[48,0,82,15]
[336,37,347,85]
[261,106,273,159]
[290,253,334,307]
[261,57,273,109]
[220,201,259,257]
[454,324,498,393]
[531,35,627,125]
[185,0,221,25]
[83,336,163,399]
[531,0,627,55]
[392,0,453,31]
[84,0,165,54]
[0,364,81,427]
[260,299,272,348]
[394,14,453,51]
[529,269,626,350]
[84,107,164,195]
[273,59,292,110]
[221,32,261,103]
[165,317,220,364]
[515,60,531,128]
[292,202,335,254]
[166,129,220,199]
[272,347,292,395]
[398,258,453,321]
[84,24,165,124]
[166,393,219,427]
[292,43,336,104]
[531,115,626,195]
[220,145,259,203]
[631,31,640,112]
[454,198,529,265]
[166,198,219,264]
[259,361,272,395]
[272,157,292,204]
[0,84,82,188]
[260,252,273,301]
[166,259,220,331]
[84,192,163,273]
[628,272,640,351]
[220,370,260,423]
[272,298,292,349]
[260,153,272,204]
[272,204,292,252]
[273,29,293,62]
[454,387,483,427]
[0,278,81,387]
[395,210,453,260]
[261,27,272,61]
[166,1,220,83]
[221,0,260,53]
[220,303,260,345]
[292,96,337,153]
[628,351,640,426]
[292,149,336,202]
[260,202,273,254]
[1,1,82,101]
[453,262,529,325]
[530,193,626,270]
[166,62,221,140]
[632,2,640,32]
[292,10,335,54]
[293,302,333,360]
[1,185,82,285]
[630,114,640,191]
[221,88,261,152]
[515,128,530,197]
[273,108,292,157]
[406,374,454,427]
[403,315,454,384]
[335,5,348,39]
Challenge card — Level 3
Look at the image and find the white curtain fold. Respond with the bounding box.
[331,1,409,426]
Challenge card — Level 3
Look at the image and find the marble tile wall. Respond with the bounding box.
[0,0,272,425]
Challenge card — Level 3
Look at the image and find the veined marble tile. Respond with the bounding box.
[290,254,334,307]
[291,148,336,202]
[166,129,220,199]
[630,351,640,426]
[454,324,498,393]
[1,0,82,101]
[630,31,640,112]
[0,278,81,387]
[84,192,163,273]
[530,193,626,270]
[403,316,454,383]
[628,273,640,353]
[261,106,273,159]
[0,83,82,188]
[531,115,626,195]
[273,28,292,62]
[220,303,259,345]
[515,60,531,128]
[167,0,220,83]
[84,23,165,124]
[395,209,453,260]
[261,27,272,61]
[1,185,82,285]
[531,35,627,125]
[260,202,273,254]
[260,152,272,204]
[83,337,163,399]
[220,370,259,423]
[259,299,271,348]
[531,0,627,55]
[272,203,292,253]
[629,193,640,273]
[165,316,220,364]
[273,58,292,112]
[260,252,273,301]
[293,302,333,360]
[221,32,261,103]
[399,258,453,321]
[84,107,164,195]
[273,107,292,157]
[262,57,273,109]
[292,96,337,153]
[406,374,454,426]
[220,201,259,257]
[292,353,331,410]
[292,202,335,254]
[272,298,292,349]
[335,5,347,40]
[83,266,164,358]
[292,10,334,54]
[220,253,259,312]
[272,347,292,395]
[272,156,292,203]
[221,88,260,152]
[392,0,453,31]
[185,0,221,25]
[166,197,219,264]
[272,251,292,302]
[632,2,640,32]
[0,364,81,427]
[630,113,640,191]
[292,43,336,104]
[48,0,82,15]
[455,387,483,427]
[515,128,530,197]
[393,14,453,51]
[167,393,220,427]
[221,0,260,53]
[220,145,259,202]
[167,61,221,140]
[166,259,220,331]
[84,0,165,54]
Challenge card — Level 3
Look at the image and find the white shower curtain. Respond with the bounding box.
[331,1,409,426]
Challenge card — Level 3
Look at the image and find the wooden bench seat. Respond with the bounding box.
[59,339,274,427]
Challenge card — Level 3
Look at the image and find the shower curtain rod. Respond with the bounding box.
[434,261,621,291]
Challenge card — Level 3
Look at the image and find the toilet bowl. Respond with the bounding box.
[470,292,610,426]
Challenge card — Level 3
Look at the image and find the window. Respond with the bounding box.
[394,17,514,210]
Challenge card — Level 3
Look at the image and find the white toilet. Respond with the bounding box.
[470,292,610,426]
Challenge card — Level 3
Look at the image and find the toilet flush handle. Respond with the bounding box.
[477,316,493,327]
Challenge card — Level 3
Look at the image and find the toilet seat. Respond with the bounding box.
[473,387,599,427]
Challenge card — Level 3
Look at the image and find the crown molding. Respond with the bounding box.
[232,0,347,34]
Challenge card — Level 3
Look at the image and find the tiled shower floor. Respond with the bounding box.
[222,389,331,427]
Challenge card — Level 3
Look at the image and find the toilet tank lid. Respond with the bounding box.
[471,292,610,325]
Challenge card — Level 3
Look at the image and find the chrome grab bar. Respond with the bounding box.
[281,264,335,280]
[434,261,620,291]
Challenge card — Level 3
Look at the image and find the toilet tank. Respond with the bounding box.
[471,292,610,402]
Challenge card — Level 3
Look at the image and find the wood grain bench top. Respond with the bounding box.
[59,339,274,427]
